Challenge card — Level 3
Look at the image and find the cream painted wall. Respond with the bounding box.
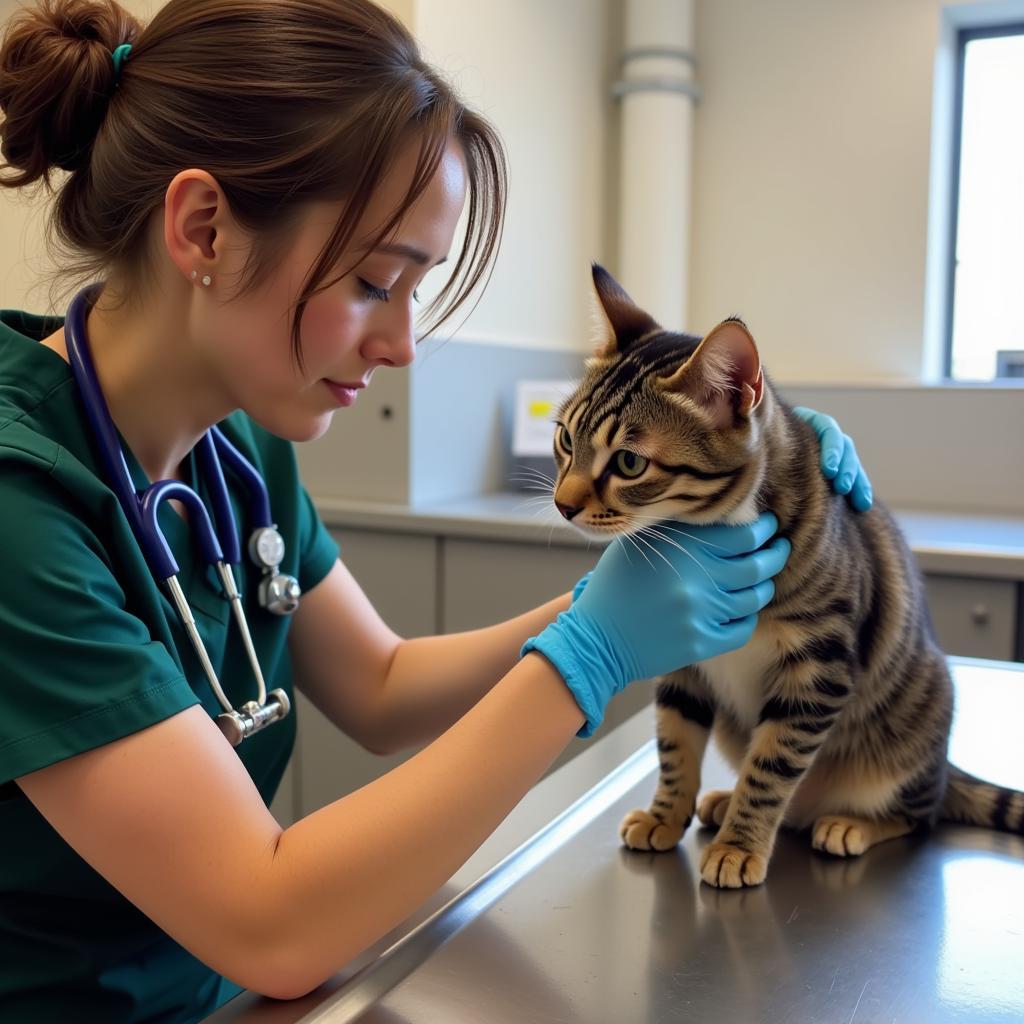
[2,0,994,383]
[0,0,163,314]
[411,0,616,351]
[0,0,612,351]
[689,0,988,383]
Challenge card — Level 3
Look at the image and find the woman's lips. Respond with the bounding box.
[324,380,365,406]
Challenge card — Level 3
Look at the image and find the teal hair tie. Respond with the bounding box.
[110,43,132,82]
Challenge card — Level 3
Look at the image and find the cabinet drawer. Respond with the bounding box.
[923,575,1017,662]
[443,538,596,632]
[443,538,653,763]
[330,527,437,636]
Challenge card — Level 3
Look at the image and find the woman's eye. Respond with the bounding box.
[358,278,390,302]
[614,450,648,478]
[556,425,573,455]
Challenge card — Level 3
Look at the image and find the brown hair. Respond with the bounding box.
[0,0,506,355]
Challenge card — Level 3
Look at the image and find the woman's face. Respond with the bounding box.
[206,140,468,442]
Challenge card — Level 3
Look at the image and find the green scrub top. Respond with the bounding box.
[0,309,340,1022]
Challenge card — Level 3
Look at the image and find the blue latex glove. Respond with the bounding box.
[523,513,790,736]
[571,571,592,603]
[792,406,873,511]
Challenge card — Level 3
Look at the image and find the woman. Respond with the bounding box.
[0,0,870,1018]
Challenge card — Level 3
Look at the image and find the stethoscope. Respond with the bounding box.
[65,282,299,746]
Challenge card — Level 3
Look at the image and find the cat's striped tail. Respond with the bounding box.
[941,764,1024,834]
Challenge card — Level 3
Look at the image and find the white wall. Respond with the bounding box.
[0,0,160,313]
[412,0,616,351]
[3,0,1003,385]
[689,0,989,383]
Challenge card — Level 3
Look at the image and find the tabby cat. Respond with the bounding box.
[552,264,1024,889]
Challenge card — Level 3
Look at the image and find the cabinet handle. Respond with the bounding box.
[970,603,990,626]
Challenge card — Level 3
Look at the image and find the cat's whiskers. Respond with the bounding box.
[509,466,556,488]
[625,512,736,555]
[513,494,559,514]
[520,503,564,531]
[627,529,681,578]
[634,524,718,586]
[614,534,636,567]
[512,486,557,500]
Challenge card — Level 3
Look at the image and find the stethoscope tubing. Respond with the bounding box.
[63,282,295,745]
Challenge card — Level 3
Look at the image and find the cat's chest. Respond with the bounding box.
[696,623,777,728]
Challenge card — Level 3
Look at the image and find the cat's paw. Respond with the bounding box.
[699,841,768,888]
[619,809,685,851]
[812,816,868,857]
[697,789,733,829]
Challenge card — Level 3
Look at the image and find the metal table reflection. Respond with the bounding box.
[209,658,1024,1023]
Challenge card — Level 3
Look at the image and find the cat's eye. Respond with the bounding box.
[613,450,649,479]
[556,425,573,455]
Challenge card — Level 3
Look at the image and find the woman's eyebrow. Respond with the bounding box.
[373,242,448,267]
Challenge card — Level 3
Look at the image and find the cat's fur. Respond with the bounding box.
[552,264,1024,888]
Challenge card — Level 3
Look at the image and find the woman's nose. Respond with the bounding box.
[363,302,416,368]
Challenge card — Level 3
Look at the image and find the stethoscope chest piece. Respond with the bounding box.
[249,526,301,615]
[217,689,292,746]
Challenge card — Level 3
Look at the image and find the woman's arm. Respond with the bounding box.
[17,652,584,1001]
[289,559,571,754]
[17,514,788,1002]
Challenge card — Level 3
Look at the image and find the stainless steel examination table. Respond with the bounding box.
[210,658,1024,1024]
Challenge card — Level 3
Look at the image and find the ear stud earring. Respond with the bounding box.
[190,270,212,287]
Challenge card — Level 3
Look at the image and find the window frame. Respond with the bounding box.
[943,20,1024,380]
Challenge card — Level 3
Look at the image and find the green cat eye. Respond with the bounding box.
[557,425,573,455]
[614,450,648,478]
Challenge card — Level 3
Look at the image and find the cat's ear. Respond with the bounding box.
[590,263,661,359]
[658,318,763,428]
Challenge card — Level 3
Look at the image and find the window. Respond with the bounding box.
[946,24,1024,381]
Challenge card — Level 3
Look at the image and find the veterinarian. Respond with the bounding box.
[0,0,872,1018]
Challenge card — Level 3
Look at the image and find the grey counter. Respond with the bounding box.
[211,657,1024,1023]
[315,493,1024,580]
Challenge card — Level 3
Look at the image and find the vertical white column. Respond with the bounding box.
[613,0,698,331]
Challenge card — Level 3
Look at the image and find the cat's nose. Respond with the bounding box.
[556,502,583,521]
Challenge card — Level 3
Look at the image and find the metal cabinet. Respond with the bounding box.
[275,525,1023,827]
[923,573,1018,662]
[442,537,595,632]
[442,537,657,771]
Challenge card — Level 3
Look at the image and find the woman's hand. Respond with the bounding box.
[792,406,873,511]
[571,571,592,603]
[524,512,790,735]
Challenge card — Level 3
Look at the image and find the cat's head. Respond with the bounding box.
[552,264,769,536]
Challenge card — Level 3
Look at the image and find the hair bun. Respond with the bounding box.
[0,0,139,186]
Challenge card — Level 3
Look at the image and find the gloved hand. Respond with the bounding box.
[571,571,592,603]
[523,513,790,736]
[792,406,873,511]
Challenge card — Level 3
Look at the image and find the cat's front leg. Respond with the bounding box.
[620,677,713,852]
[700,670,849,887]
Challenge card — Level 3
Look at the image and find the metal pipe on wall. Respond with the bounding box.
[612,0,698,331]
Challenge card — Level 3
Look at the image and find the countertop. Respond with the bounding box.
[315,492,1024,579]
[210,657,1024,1023]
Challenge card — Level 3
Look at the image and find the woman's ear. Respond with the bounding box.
[589,263,661,360]
[657,318,763,428]
[163,169,233,283]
